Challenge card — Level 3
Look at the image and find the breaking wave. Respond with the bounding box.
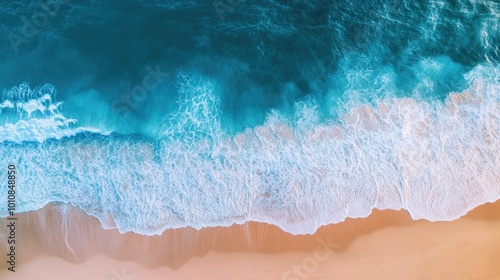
[0,64,498,235]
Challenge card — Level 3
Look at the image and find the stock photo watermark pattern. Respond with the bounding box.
[110,268,137,280]
[213,0,243,21]
[8,0,69,53]
[341,0,404,52]
[282,236,341,280]
[111,65,170,119]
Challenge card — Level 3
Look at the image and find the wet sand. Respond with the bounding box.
[1,201,499,279]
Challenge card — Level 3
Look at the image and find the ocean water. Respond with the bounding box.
[0,0,499,235]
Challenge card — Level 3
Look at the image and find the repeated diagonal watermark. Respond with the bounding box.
[8,0,69,53]
[213,0,243,21]
[210,0,404,50]
[340,0,404,52]
[111,64,170,119]
[110,268,137,280]
[488,225,500,274]
[281,235,341,280]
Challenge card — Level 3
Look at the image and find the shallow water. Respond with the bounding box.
[0,0,499,235]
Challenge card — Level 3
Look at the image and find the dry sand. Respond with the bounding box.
[1,201,499,279]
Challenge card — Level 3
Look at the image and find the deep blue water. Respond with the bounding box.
[0,0,499,234]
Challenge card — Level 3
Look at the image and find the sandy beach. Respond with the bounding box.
[1,201,499,279]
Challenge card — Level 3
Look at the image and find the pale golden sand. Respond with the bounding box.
[1,201,499,279]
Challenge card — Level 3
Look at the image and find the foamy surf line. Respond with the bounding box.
[0,83,109,143]
[0,65,499,236]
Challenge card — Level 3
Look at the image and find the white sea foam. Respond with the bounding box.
[0,83,108,143]
[0,65,499,235]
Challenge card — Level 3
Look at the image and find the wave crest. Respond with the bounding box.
[0,65,499,235]
[0,83,107,143]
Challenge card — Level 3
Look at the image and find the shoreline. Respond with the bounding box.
[1,203,418,269]
[1,201,500,279]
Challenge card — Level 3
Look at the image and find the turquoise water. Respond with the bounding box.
[0,0,499,235]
